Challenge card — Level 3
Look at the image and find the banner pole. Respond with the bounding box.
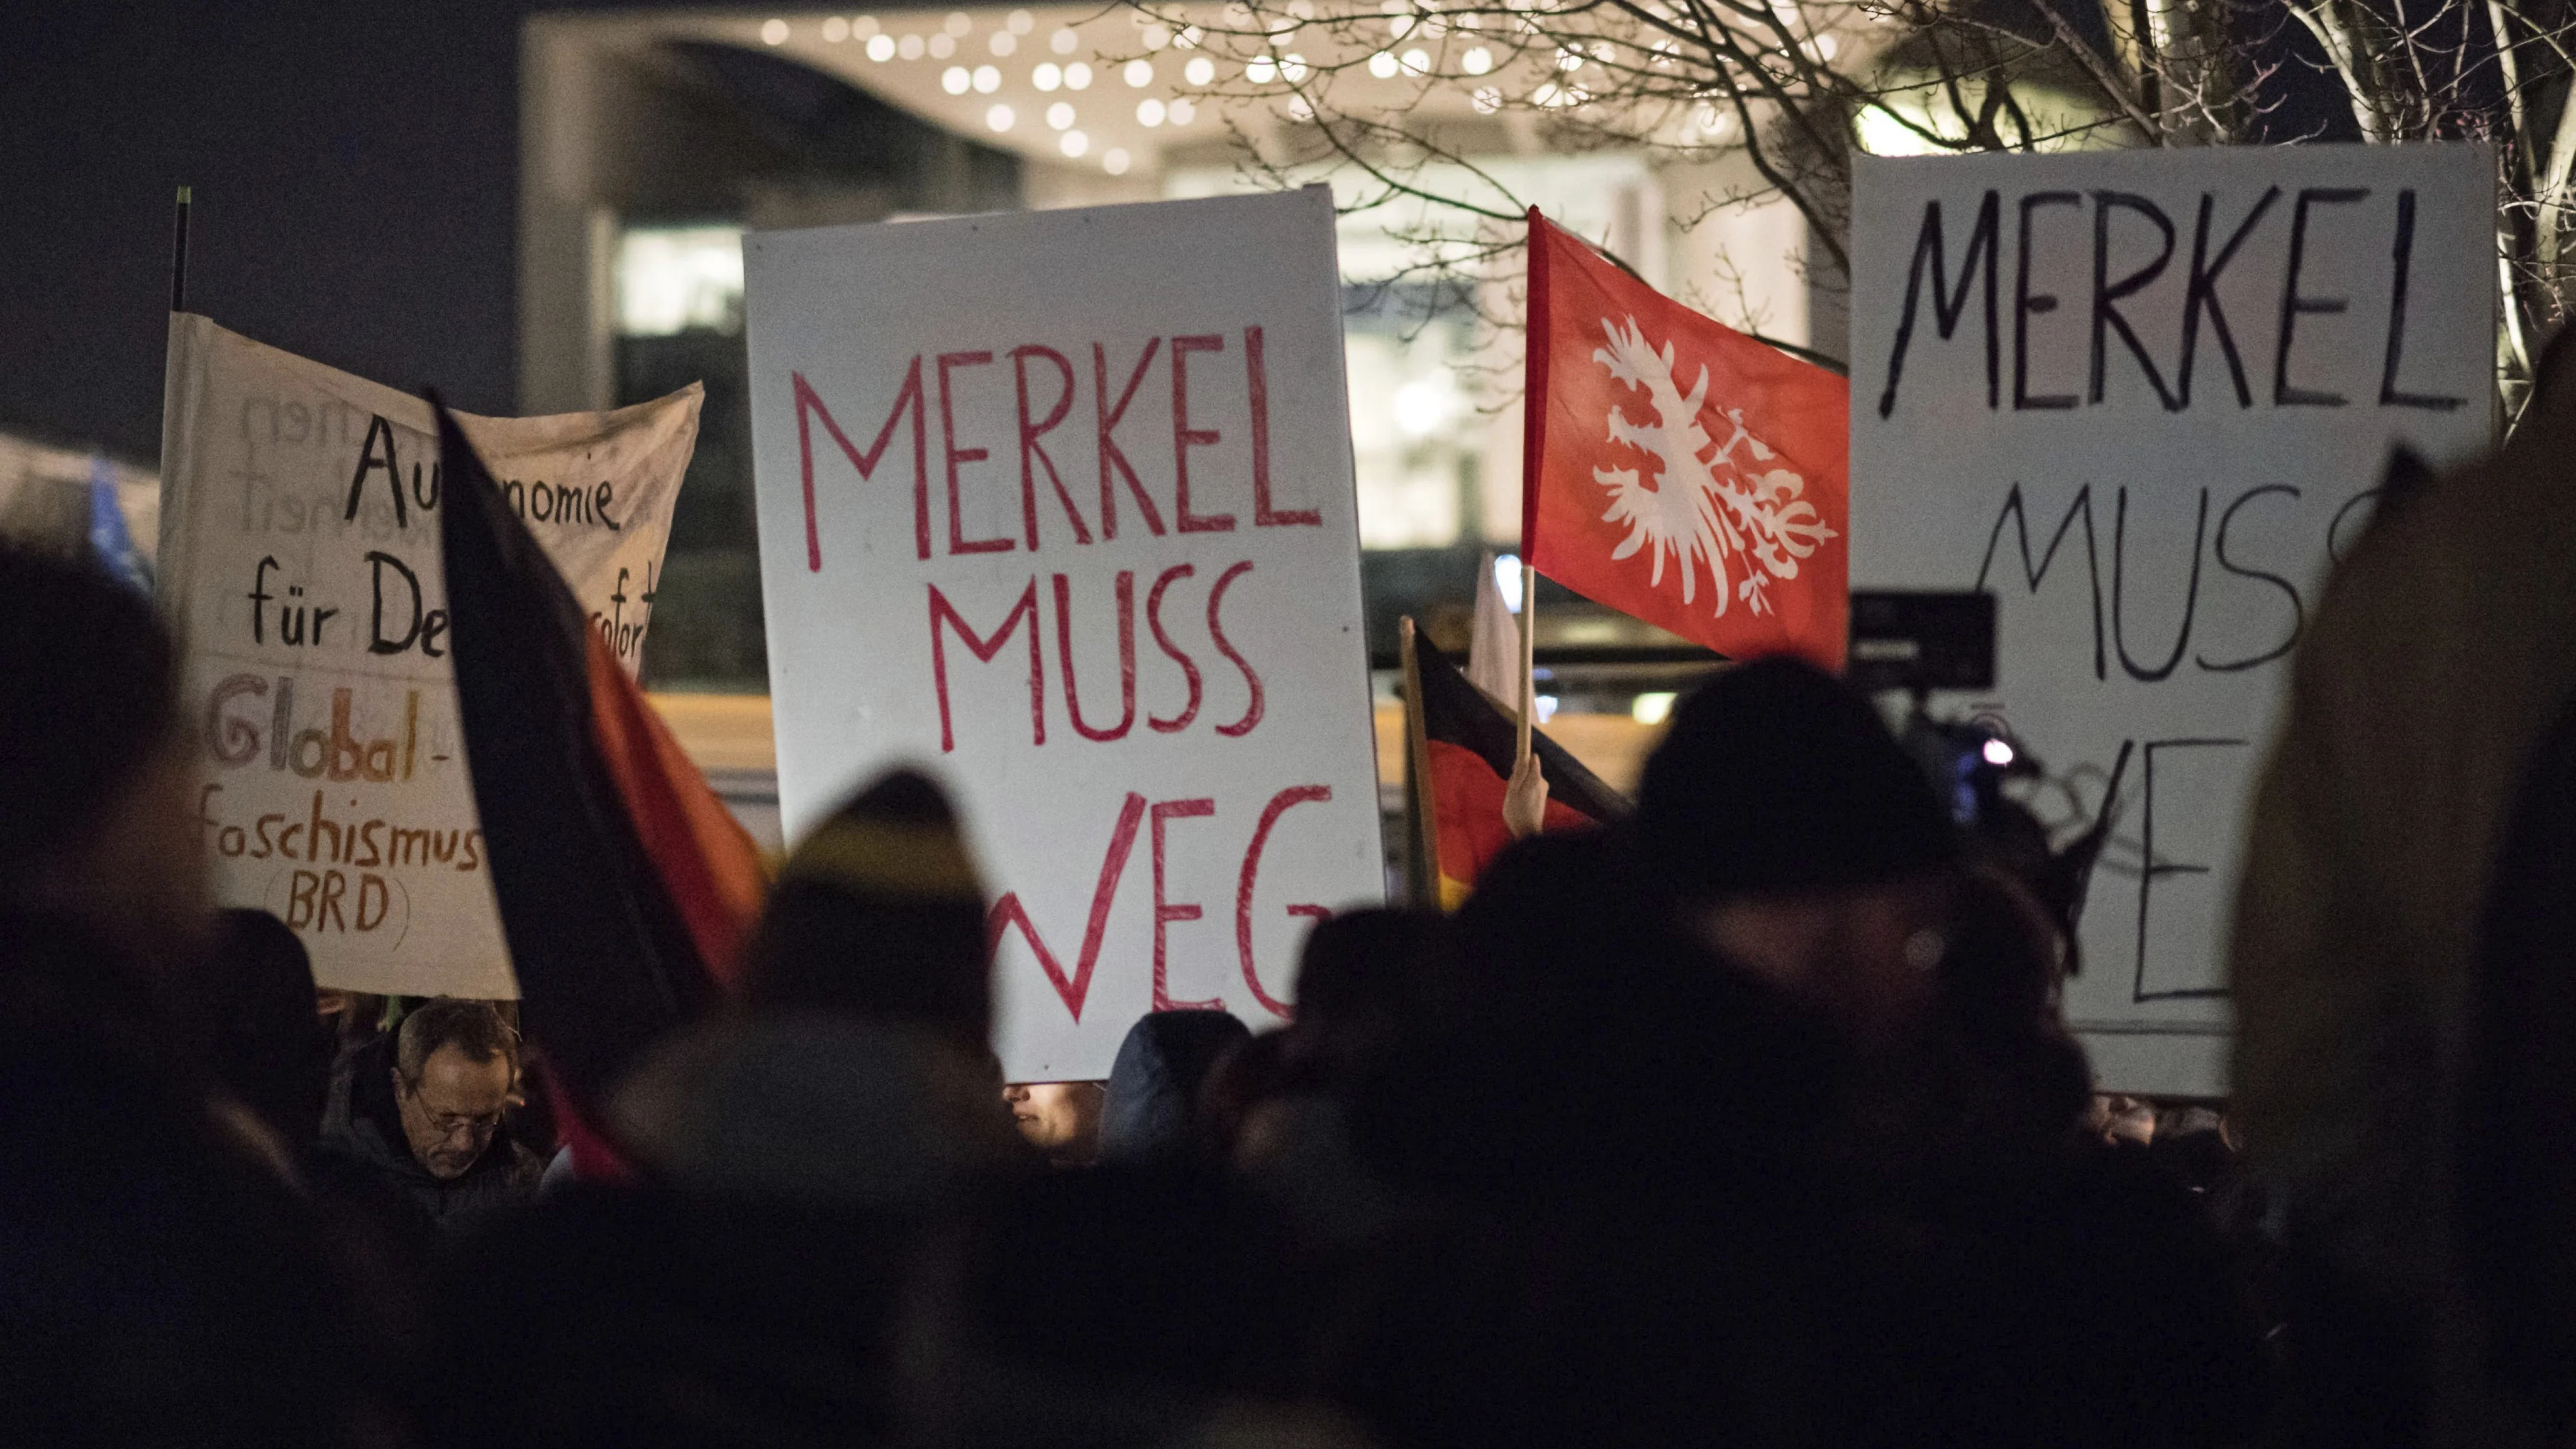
[169,186,191,313]
[1516,561,1536,767]
[1399,616,1440,909]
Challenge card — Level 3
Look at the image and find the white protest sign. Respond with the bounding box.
[1850,144,2494,1096]
[745,189,1385,1081]
[158,314,700,999]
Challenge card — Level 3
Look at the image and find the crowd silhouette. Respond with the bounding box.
[4,452,2573,1448]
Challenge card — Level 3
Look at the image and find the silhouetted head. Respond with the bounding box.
[743,770,992,1056]
[1291,908,1441,1044]
[1640,658,1966,1050]
[0,540,204,973]
[1641,656,1959,901]
[1099,1010,1252,1165]
[1352,830,1843,1205]
[191,908,331,1145]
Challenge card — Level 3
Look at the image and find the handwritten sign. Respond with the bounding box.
[1849,144,2494,1095]
[158,314,700,999]
[745,189,1385,1080]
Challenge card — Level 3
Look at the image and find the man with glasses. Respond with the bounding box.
[314,997,543,1236]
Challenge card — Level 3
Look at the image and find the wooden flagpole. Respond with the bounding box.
[1515,561,1536,769]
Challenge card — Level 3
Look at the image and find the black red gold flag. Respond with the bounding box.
[1401,619,1628,909]
[434,402,765,1171]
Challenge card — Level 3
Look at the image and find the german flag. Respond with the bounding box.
[433,402,765,1172]
[1401,619,1629,909]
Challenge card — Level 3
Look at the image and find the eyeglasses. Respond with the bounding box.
[395,1078,508,1140]
[422,1109,504,1140]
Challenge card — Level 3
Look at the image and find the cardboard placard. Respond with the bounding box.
[746,189,1385,1080]
[159,314,699,999]
[1848,145,2495,1096]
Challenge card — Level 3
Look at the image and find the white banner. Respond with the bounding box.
[1849,144,2495,1096]
[158,314,701,999]
[746,189,1385,1081]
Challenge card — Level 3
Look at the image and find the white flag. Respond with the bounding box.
[157,314,701,999]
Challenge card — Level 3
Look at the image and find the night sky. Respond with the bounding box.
[1,1,541,460]
[2,1,2352,466]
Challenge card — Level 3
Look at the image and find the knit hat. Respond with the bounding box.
[1637,657,1959,897]
[610,1011,1021,1210]
[741,770,993,1054]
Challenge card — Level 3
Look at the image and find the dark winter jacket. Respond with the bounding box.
[313,1033,543,1238]
[0,910,348,1446]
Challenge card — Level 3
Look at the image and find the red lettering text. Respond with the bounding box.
[985,791,1146,1021]
[928,580,1045,752]
[1245,325,1319,527]
[1152,797,1223,1011]
[793,362,927,569]
[1170,334,1235,533]
[938,351,1012,555]
[1012,345,1091,550]
[1145,564,1202,733]
[1237,784,1333,1018]
[1209,560,1264,738]
[1095,339,1167,539]
[1055,571,1136,742]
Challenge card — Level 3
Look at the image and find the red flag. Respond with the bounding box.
[1521,209,1849,669]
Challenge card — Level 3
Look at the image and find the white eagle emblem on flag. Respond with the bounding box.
[1591,315,1838,618]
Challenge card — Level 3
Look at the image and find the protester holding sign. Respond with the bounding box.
[744,189,1385,1083]
[158,315,701,1004]
[26,133,2568,1449]
[1848,144,2494,1096]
